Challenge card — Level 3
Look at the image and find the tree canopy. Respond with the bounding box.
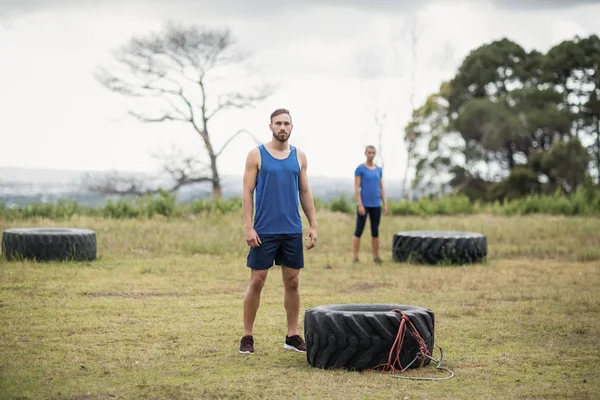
[405,35,600,201]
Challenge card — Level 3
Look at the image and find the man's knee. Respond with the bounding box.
[249,271,267,291]
[282,270,300,291]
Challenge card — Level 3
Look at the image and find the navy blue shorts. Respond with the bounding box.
[247,233,304,270]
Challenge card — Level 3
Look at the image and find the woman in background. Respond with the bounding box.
[352,145,388,264]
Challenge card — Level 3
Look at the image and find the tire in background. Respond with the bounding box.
[2,228,97,261]
[304,304,434,371]
[392,230,487,265]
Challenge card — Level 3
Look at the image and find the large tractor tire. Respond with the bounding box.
[392,230,487,265]
[304,304,434,371]
[2,228,97,261]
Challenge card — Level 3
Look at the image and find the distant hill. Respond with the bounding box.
[0,166,416,207]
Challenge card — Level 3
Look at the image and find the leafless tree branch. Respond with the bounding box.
[215,129,261,158]
[155,149,215,192]
[81,172,153,197]
[129,110,188,123]
[91,21,274,199]
[206,84,275,121]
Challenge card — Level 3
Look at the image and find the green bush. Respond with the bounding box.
[1,189,598,221]
[497,187,600,216]
[214,197,243,214]
[138,189,180,218]
[436,194,474,215]
[103,199,140,219]
[18,199,81,219]
[188,198,242,216]
[388,194,474,216]
[0,203,19,221]
[390,200,412,216]
[188,199,214,215]
[329,195,353,214]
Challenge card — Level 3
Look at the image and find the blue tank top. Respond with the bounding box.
[253,144,303,234]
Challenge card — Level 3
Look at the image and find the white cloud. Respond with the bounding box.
[1,0,599,184]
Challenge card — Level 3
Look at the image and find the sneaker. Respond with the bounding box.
[353,258,359,264]
[284,335,307,352]
[239,335,254,354]
[374,257,383,264]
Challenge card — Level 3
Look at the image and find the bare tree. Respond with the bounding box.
[355,45,389,170]
[391,17,456,199]
[390,17,423,199]
[81,171,151,197]
[91,21,273,199]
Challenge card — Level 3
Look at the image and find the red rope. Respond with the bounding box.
[373,309,431,373]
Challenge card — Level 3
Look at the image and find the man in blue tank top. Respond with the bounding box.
[239,108,318,355]
[353,145,388,264]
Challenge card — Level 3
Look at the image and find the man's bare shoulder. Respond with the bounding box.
[294,147,307,169]
[295,147,308,160]
[246,147,261,163]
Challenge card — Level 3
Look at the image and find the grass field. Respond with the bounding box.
[1,211,599,399]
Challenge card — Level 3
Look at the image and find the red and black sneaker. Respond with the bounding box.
[239,335,254,354]
[284,335,306,352]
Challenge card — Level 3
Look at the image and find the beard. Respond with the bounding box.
[272,130,290,143]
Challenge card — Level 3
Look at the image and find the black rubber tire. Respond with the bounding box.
[2,228,97,261]
[304,304,434,371]
[392,230,487,265]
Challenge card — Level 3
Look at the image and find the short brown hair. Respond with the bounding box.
[270,108,291,123]
[365,145,376,151]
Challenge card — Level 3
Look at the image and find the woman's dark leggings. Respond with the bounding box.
[354,206,381,238]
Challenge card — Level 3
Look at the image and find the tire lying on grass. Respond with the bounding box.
[304,304,434,371]
[392,230,487,265]
[2,228,97,261]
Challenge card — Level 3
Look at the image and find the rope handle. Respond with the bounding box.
[370,309,455,381]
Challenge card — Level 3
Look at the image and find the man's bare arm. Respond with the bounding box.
[242,148,260,231]
[297,150,317,229]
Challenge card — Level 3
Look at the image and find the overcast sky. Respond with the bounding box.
[1,0,599,182]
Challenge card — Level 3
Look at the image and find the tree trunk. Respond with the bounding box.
[209,153,222,200]
[507,145,515,169]
[198,127,223,200]
[402,156,410,199]
[213,180,222,200]
[596,118,600,184]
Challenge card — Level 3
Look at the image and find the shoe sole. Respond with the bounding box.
[239,350,253,354]
[284,344,306,353]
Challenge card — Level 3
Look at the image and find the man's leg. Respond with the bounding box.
[243,268,269,336]
[276,234,307,352]
[241,234,277,354]
[281,266,300,336]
